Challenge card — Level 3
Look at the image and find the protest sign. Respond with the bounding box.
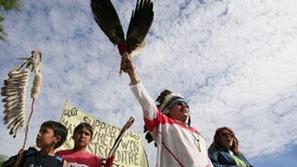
[59,101,148,167]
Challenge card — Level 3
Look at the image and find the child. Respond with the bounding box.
[56,122,114,167]
[2,120,68,167]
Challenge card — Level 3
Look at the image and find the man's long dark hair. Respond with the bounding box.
[144,89,183,145]
[155,89,172,108]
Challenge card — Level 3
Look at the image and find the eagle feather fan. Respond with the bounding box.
[91,0,154,66]
[1,50,42,138]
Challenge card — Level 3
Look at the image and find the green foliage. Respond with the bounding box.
[0,154,8,165]
[0,0,21,40]
[0,0,20,10]
[0,14,5,40]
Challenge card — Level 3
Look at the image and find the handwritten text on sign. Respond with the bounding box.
[59,102,148,167]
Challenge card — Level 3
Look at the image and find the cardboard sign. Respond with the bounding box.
[59,102,148,167]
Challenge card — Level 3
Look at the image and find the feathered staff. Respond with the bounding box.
[101,117,135,166]
[1,49,42,149]
[108,117,134,157]
[90,0,154,69]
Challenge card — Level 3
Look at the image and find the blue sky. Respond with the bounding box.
[1,0,297,166]
[253,144,297,167]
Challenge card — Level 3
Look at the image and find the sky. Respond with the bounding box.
[0,0,297,166]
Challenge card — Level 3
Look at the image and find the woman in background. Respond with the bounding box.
[208,127,253,167]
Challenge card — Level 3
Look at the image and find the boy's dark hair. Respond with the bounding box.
[41,121,68,148]
[73,122,93,138]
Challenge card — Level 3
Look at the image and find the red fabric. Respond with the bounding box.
[56,150,101,167]
[117,42,128,55]
[104,156,115,167]
[144,110,198,133]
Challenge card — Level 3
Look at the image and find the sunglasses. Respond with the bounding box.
[175,102,189,108]
[221,132,234,138]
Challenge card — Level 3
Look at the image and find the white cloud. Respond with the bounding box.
[1,0,297,166]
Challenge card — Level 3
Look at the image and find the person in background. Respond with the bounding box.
[56,122,114,167]
[2,120,68,167]
[120,55,213,167]
[208,127,253,167]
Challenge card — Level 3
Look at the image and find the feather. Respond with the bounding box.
[91,0,154,59]
[91,0,125,44]
[7,113,24,130]
[3,101,22,113]
[6,76,29,83]
[2,96,20,104]
[16,58,31,71]
[4,100,19,109]
[1,69,29,137]
[126,0,154,55]
[3,105,25,124]
[4,107,21,122]
[5,79,28,86]
[1,50,42,139]
[8,116,24,138]
[2,93,23,103]
[1,89,19,96]
[12,120,24,138]
[8,69,29,77]
[2,86,26,92]
[3,101,23,113]
[1,86,20,91]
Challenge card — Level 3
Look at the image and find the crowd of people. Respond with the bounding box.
[2,56,253,167]
[2,122,114,167]
[120,54,253,167]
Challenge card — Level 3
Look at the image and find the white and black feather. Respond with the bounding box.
[1,49,42,138]
[1,69,29,137]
